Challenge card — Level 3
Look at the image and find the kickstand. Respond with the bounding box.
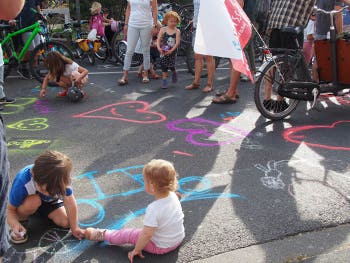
[310,88,319,109]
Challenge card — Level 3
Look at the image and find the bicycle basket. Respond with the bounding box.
[93,40,101,52]
[76,39,90,52]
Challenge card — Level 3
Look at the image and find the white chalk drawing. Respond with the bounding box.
[255,160,286,189]
[3,228,83,262]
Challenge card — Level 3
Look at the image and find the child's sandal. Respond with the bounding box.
[10,230,28,244]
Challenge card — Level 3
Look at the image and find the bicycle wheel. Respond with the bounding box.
[114,40,142,67]
[178,4,194,45]
[254,55,300,120]
[2,44,13,78]
[29,41,74,84]
[111,29,125,63]
[94,38,108,61]
[185,45,221,78]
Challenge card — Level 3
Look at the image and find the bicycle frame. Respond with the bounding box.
[1,22,42,63]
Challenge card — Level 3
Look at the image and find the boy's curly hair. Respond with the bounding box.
[143,159,178,194]
[32,151,72,197]
[162,11,181,26]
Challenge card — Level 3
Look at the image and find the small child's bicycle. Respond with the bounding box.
[0,14,73,83]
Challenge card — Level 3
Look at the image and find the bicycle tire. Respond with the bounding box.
[87,52,95,65]
[254,55,300,120]
[178,4,194,45]
[111,29,125,63]
[185,45,221,78]
[29,41,74,84]
[114,40,142,67]
[2,43,13,78]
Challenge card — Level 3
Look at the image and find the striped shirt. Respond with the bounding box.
[267,0,317,30]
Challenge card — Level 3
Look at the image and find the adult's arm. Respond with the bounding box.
[0,0,24,20]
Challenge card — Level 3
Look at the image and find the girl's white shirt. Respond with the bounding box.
[64,62,79,77]
[144,191,185,248]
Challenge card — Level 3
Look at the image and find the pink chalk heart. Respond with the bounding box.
[73,101,166,124]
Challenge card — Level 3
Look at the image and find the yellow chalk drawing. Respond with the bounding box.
[7,118,49,131]
[8,139,51,149]
[1,98,37,115]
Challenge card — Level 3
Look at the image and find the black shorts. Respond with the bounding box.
[37,199,64,217]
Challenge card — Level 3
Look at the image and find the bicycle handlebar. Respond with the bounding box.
[314,5,348,15]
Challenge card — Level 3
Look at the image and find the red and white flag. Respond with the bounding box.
[195,0,253,82]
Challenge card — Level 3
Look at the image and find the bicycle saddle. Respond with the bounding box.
[280,26,303,35]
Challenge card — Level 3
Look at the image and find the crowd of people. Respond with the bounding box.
[2,0,350,262]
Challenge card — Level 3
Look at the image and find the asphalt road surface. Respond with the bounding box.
[2,58,350,263]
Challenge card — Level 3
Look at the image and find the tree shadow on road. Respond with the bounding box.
[230,113,350,262]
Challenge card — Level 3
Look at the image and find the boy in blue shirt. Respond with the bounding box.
[7,151,85,243]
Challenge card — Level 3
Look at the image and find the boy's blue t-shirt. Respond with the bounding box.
[9,164,73,207]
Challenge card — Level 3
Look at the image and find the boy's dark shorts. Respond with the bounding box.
[37,199,64,217]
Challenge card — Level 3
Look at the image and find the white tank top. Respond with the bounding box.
[128,0,153,28]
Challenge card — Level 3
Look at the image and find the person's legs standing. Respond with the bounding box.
[0,116,10,259]
[203,55,215,92]
[120,26,140,82]
[139,26,152,79]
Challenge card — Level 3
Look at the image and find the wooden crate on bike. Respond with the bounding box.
[314,39,350,84]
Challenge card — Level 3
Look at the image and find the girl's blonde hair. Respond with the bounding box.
[162,11,181,26]
[90,1,102,15]
[44,51,73,82]
[32,151,72,197]
[143,159,178,194]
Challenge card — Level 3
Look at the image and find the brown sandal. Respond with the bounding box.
[202,84,213,93]
[185,83,200,90]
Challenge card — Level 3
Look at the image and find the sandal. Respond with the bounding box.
[202,84,213,93]
[150,73,160,79]
[10,230,28,244]
[215,89,240,98]
[212,94,237,104]
[142,76,150,83]
[185,83,200,90]
[118,78,128,86]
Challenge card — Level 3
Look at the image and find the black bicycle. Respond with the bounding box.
[254,6,349,120]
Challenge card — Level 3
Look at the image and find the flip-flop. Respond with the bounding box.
[185,83,200,90]
[211,95,237,104]
[10,230,28,244]
[118,79,128,86]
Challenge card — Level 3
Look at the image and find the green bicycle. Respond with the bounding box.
[0,16,73,83]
